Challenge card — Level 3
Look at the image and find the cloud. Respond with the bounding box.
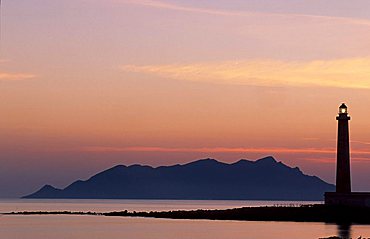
[0,59,11,64]
[120,0,237,16]
[77,145,370,163]
[0,71,35,81]
[119,0,370,27]
[121,58,370,89]
[351,140,370,145]
[81,146,336,154]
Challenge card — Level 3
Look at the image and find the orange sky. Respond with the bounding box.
[1,0,370,197]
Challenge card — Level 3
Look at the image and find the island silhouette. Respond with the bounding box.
[24,156,334,200]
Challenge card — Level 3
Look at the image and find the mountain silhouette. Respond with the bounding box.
[23,156,334,200]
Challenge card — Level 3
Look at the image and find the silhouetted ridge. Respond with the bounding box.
[23,157,335,200]
[183,158,223,166]
[25,184,62,198]
[231,159,253,165]
[255,156,278,164]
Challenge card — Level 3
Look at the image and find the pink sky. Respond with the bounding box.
[1,0,370,197]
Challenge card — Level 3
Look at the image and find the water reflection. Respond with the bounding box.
[337,223,351,239]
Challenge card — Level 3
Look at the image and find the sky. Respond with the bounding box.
[1,0,370,198]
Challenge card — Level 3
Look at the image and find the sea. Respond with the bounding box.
[0,199,369,239]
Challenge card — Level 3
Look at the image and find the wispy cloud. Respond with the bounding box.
[120,0,370,27]
[121,58,370,89]
[78,145,370,163]
[80,146,370,158]
[120,0,238,16]
[351,140,370,145]
[0,59,11,64]
[0,71,35,81]
[81,146,336,154]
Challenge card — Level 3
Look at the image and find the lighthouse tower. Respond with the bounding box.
[325,103,370,207]
[336,103,351,193]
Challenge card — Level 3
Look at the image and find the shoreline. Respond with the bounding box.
[4,204,370,224]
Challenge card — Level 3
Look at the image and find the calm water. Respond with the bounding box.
[0,199,369,239]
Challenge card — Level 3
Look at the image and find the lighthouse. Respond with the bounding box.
[325,103,370,207]
[335,103,351,193]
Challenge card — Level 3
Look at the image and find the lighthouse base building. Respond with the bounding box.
[325,192,370,207]
[325,104,370,207]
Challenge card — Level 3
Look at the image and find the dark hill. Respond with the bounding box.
[23,157,334,200]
